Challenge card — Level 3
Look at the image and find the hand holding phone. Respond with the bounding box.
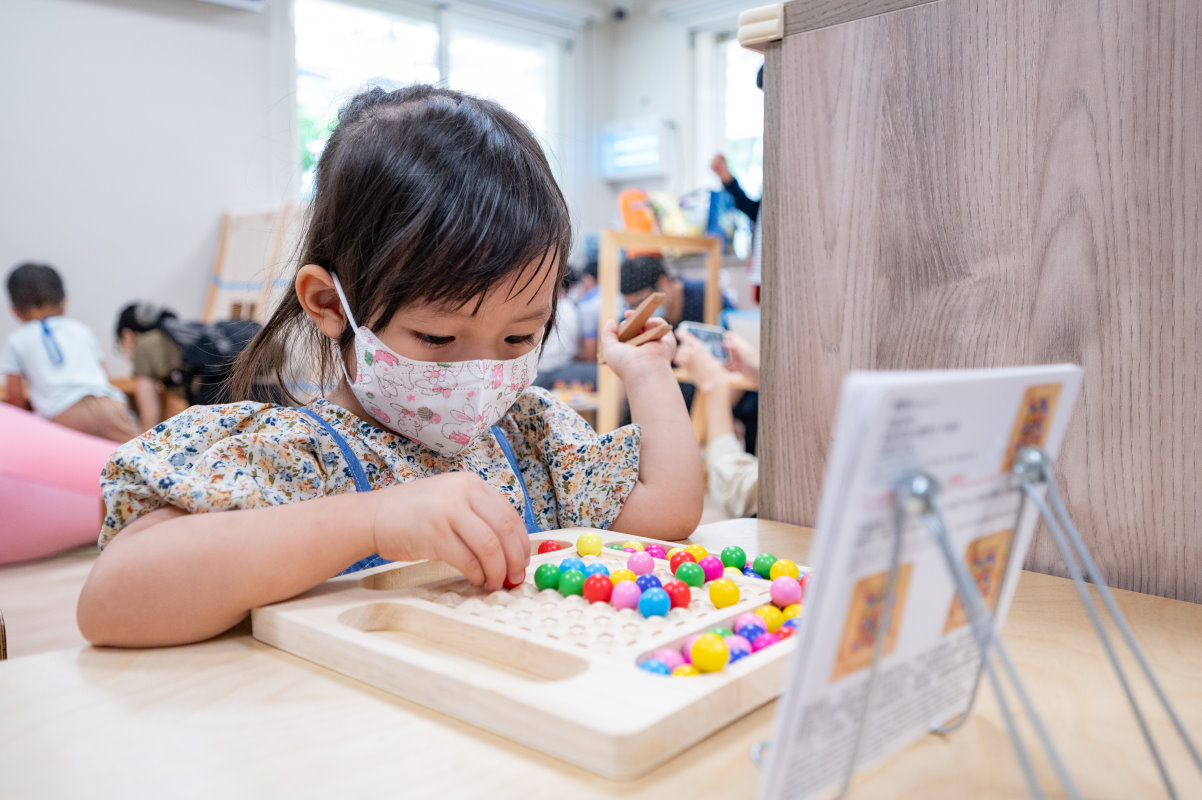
[675,321,729,363]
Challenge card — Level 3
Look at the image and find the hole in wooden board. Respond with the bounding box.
[337,602,589,683]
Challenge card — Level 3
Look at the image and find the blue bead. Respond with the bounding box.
[635,574,662,592]
[729,648,751,664]
[639,658,671,675]
[781,618,800,630]
[735,623,766,642]
[558,557,586,574]
[638,587,671,618]
[583,562,611,578]
[742,565,761,578]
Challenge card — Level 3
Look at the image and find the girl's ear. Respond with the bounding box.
[295,265,347,339]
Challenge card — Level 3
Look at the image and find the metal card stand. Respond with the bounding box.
[827,446,1202,799]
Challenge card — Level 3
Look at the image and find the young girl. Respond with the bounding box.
[77,85,704,648]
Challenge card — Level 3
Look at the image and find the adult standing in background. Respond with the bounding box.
[711,65,764,303]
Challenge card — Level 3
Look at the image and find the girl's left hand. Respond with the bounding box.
[598,316,676,380]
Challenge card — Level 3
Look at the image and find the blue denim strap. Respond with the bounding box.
[299,407,390,575]
[490,423,542,534]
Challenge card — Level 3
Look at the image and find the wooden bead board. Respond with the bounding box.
[251,528,802,779]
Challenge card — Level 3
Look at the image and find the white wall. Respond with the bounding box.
[0,0,297,372]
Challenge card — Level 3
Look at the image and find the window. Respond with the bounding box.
[294,0,564,196]
[722,37,763,201]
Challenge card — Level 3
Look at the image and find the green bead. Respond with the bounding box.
[675,561,705,588]
[753,552,778,579]
[720,546,747,570]
[606,543,625,550]
[534,563,561,591]
[558,568,586,596]
[709,626,734,638]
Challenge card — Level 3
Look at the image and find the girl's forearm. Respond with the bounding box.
[616,362,705,538]
[77,492,378,647]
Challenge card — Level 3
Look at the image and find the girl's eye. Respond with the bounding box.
[416,333,454,347]
[505,334,538,346]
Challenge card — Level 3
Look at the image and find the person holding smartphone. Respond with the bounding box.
[675,328,761,518]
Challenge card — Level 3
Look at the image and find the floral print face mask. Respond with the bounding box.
[331,274,540,455]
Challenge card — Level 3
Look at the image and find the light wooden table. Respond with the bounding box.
[1,519,1199,798]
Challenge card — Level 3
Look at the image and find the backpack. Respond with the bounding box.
[158,318,261,405]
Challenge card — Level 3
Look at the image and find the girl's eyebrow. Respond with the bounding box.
[513,307,553,323]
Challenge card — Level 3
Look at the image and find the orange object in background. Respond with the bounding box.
[618,189,661,257]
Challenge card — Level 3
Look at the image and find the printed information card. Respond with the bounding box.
[760,365,1083,799]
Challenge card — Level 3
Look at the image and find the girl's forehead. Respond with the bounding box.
[408,257,557,319]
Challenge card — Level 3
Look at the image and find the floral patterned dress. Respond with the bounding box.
[98,388,640,548]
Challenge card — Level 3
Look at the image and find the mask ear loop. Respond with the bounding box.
[329,273,361,388]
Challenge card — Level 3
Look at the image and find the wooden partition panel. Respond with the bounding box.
[759,0,1201,601]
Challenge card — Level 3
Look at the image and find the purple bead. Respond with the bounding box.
[698,555,724,582]
[724,634,753,654]
[734,613,766,632]
[635,574,663,592]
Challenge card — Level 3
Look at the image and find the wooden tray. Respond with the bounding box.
[251,528,801,779]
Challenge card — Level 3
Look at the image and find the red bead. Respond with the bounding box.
[583,574,614,604]
[775,625,795,639]
[669,551,696,574]
[537,540,564,555]
[502,569,526,589]
[663,579,692,609]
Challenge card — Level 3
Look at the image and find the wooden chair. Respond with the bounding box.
[595,229,724,436]
[203,205,304,323]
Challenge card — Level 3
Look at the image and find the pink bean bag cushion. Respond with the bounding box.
[0,403,121,564]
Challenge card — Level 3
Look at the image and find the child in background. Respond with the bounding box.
[78,85,704,648]
[2,263,139,443]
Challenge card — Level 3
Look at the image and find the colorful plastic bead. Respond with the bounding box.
[735,624,765,642]
[734,612,766,632]
[583,562,611,578]
[666,547,685,561]
[536,540,563,555]
[534,563,561,591]
[672,664,701,677]
[708,578,740,608]
[684,544,709,562]
[606,543,625,550]
[751,632,781,652]
[698,555,725,582]
[680,634,703,664]
[502,569,525,589]
[770,576,803,608]
[653,648,685,672]
[775,626,796,640]
[609,569,637,585]
[742,565,762,579]
[576,532,603,557]
[753,604,785,633]
[752,553,778,578]
[724,634,753,655]
[558,569,586,597]
[663,580,692,609]
[709,627,734,638]
[635,574,663,593]
[638,587,671,617]
[689,633,730,673]
[720,545,747,570]
[583,574,614,604]
[769,559,800,581]
[674,562,705,588]
[639,658,671,675]
[669,551,696,574]
[621,540,645,551]
[782,603,802,621]
[724,566,743,578]
[781,617,801,630]
[558,557,586,574]
[627,552,655,575]
[644,544,668,559]
[611,581,642,610]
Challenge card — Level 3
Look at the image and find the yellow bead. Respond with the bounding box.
[672,664,701,677]
[685,544,708,561]
[689,633,729,673]
[610,569,637,585]
[708,578,741,609]
[622,540,645,551]
[769,559,800,580]
[753,604,785,633]
[576,532,603,557]
[723,566,743,577]
[783,603,802,620]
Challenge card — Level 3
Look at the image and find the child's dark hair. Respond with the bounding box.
[115,302,178,339]
[7,263,65,312]
[231,84,573,404]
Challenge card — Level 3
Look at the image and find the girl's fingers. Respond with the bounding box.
[433,526,488,587]
[451,511,509,590]
[467,486,530,583]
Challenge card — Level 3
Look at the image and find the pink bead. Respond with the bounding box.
[734,613,766,632]
[698,555,724,582]
[627,552,655,575]
[653,648,685,671]
[724,634,753,654]
[680,634,703,664]
[611,581,643,610]
[644,544,668,559]
[751,632,781,652]
[622,547,638,553]
[770,576,804,608]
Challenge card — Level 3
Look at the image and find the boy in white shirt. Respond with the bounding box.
[2,263,138,443]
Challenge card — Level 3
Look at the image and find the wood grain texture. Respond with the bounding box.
[760,0,1202,601]
[783,0,938,37]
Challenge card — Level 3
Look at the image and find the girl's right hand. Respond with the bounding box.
[368,472,530,591]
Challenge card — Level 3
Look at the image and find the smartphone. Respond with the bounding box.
[676,321,729,362]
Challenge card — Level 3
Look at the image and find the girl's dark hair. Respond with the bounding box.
[6,263,65,312]
[231,84,573,404]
